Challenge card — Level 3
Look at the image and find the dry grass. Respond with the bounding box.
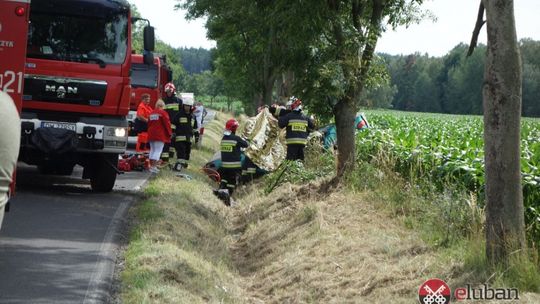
[121,111,247,303]
[232,179,540,303]
[121,110,540,303]
[231,182,436,303]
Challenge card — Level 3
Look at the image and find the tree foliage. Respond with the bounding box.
[180,0,427,177]
[178,47,213,74]
[379,39,540,117]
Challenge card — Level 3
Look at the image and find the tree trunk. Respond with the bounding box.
[483,0,525,264]
[335,97,357,177]
[262,74,276,106]
[278,71,294,103]
[248,93,261,116]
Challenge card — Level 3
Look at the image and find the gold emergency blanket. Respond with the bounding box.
[241,109,286,172]
[241,109,324,172]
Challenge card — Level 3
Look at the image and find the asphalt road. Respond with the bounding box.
[0,165,150,304]
[0,109,215,304]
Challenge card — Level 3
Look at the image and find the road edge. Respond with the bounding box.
[82,198,132,304]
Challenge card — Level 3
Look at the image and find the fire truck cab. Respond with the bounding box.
[18,0,154,192]
[127,53,172,135]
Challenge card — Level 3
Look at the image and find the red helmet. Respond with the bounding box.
[287,96,302,111]
[164,82,176,93]
[225,119,239,132]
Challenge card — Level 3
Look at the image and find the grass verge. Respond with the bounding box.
[121,112,247,303]
[121,110,540,303]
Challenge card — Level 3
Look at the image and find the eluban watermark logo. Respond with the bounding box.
[418,279,520,303]
[418,279,451,304]
[454,284,519,301]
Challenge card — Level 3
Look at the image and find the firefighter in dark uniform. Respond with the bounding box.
[278,97,315,161]
[216,119,248,206]
[172,97,197,171]
[269,103,291,119]
[241,156,258,184]
[162,82,181,163]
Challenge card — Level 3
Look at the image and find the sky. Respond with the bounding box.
[128,0,540,57]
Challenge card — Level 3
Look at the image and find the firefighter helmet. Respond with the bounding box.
[287,96,302,111]
[225,119,239,132]
[182,98,194,106]
[164,82,176,93]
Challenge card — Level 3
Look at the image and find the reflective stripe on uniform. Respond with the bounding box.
[286,138,307,145]
[221,139,237,145]
[247,168,257,173]
[221,140,236,152]
[222,161,242,168]
[161,153,169,157]
[176,135,189,142]
[288,119,308,132]
[288,119,308,124]
[179,117,188,123]
[164,104,177,110]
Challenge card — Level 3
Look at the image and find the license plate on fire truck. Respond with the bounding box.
[41,122,77,131]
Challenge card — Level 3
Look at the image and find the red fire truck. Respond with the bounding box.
[0,0,31,228]
[127,53,172,134]
[0,0,30,111]
[19,0,154,192]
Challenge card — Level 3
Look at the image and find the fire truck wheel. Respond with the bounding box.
[90,154,118,192]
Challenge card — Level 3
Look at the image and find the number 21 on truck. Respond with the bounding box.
[0,0,30,229]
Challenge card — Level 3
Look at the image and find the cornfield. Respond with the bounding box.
[356,110,540,244]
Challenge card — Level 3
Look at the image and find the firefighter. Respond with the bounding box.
[172,97,197,171]
[216,119,248,206]
[278,96,315,161]
[162,82,181,163]
[192,101,207,146]
[241,156,258,184]
[269,103,290,119]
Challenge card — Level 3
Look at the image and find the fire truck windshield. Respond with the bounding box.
[131,63,158,88]
[27,12,128,65]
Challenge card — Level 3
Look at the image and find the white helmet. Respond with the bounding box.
[182,98,194,106]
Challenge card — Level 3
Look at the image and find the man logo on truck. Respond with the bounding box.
[45,85,78,98]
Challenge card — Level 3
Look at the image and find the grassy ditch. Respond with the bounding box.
[121,111,540,303]
[121,112,246,303]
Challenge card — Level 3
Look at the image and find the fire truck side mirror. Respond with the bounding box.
[143,26,155,52]
[167,70,173,83]
[143,51,154,65]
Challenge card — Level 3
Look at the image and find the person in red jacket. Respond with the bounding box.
[147,99,172,173]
